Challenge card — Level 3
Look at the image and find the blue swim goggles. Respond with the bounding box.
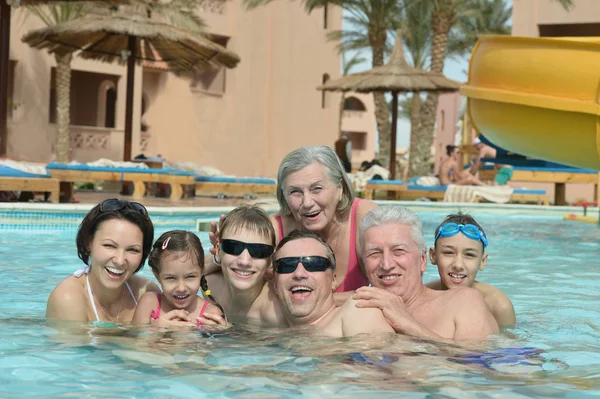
[434,223,488,248]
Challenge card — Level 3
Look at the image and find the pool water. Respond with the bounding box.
[1,211,599,398]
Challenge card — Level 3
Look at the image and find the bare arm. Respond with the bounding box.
[489,290,516,327]
[46,279,88,321]
[454,289,499,340]
[341,299,395,336]
[131,292,159,325]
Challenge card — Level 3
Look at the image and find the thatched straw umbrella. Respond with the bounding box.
[318,31,461,180]
[22,7,240,161]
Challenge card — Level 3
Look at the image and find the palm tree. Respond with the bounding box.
[338,51,366,135]
[26,3,87,162]
[243,0,401,168]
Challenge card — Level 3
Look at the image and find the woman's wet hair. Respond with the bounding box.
[276,146,355,217]
[219,204,276,248]
[76,199,154,274]
[446,145,458,156]
[149,230,225,317]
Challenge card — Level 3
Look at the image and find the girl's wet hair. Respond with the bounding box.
[149,230,225,318]
[219,204,276,248]
[446,145,458,156]
[76,199,154,274]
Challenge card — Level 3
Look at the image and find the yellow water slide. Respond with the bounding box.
[461,35,600,170]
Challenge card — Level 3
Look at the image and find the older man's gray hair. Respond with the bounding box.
[359,206,427,253]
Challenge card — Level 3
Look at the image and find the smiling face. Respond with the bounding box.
[88,219,144,289]
[274,237,336,325]
[283,162,343,233]
[429,233,488,289]
[362,223,426,299]
[155,251,202,310]
[218,228,272,292]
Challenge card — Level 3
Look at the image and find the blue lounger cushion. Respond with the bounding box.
[0,165,51,178]
[46,163,195,176]
[367,179,404,185]
[195,176,276,185]
[480,163,596,174]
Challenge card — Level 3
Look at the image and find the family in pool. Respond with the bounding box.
[46,146,515,343]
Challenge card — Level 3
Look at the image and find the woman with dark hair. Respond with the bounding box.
[46,198,159,323]
[439,145,486,186]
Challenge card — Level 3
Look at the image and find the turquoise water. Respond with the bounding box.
[1,210,599,397]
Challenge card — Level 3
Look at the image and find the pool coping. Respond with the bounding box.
[0,200,597,217]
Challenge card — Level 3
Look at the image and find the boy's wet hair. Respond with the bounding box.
[219,204,276,247]
[434,212,487,250]
[149,230,225,318]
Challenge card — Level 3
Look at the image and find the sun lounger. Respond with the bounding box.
[478,160,598,205]
[364,179,549,205]
[194,176,277,198]
[0,165,59,202]
[46,163,195,201]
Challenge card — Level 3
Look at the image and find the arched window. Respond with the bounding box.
[321,74,330,109]
[343,96,367,111]
[97,80,117,128]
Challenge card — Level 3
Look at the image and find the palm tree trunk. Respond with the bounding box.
[408,92,421,175]
[54,53,72,162]
[370,28,391,168]
[409,0,452,177]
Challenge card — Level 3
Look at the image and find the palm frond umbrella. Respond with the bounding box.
[22,7,240,160]
[318,31,461,180]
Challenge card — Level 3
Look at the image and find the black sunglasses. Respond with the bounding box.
[274,256,333,274]
[221,239,274,259]
[100,198,148,216]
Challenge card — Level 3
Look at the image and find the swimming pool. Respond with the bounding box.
[1,205,599,398]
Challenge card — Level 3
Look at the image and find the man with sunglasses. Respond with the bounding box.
[353,206,499,343]
[273,230,395,337]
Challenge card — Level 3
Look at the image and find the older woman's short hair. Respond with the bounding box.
[276,146,355,216]
[359,206,426,254]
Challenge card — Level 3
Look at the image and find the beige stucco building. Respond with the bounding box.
[4,0,377,177]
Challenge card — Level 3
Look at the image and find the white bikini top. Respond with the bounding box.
[74,266,138,321]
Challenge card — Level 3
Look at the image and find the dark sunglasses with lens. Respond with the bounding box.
[274,256,333,274]
[100,198,148,216]
[221,239,274,259]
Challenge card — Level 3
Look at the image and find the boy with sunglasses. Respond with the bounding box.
[273,230,395,337]
[427,213,516,327]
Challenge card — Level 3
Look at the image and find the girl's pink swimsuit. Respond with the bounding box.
[150,292,209,326]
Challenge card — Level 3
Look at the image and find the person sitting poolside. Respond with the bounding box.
[426,213,516,327]
[273,230,395,337]
[352,206,499,342]
[46,198,160,323]
[439,145,487,186]
[470,137,514,186]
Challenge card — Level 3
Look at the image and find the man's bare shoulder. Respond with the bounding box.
[425,279,443,290]
[339,299,394,335]
[437,286,486,308]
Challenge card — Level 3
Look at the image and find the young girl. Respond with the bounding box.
[132,230,226,327]
[427,213,516,327]
[206,204,287,326]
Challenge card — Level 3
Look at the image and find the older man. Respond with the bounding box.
[353,206,499,342]
[273,230,394,337]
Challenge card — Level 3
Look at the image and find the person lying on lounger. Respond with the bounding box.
[426,213,516,327]
[439,145,487,186]
[470,137,514,186]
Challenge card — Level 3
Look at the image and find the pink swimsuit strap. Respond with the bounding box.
[150,292,162,320]
[275,215,284,244]
[335,198,368,292]
[196,301,209,326]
